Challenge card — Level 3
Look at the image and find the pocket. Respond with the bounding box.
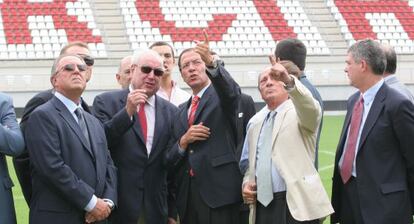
[2,176,14,189]
[211,153,236,167]
[380,182,407,194]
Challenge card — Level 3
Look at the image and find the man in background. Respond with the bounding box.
[274,38,323,169]
[13,41,96,205]
[150,41,191,106]
[0,92,25,224]
[115,55,133,89]
[382,44,414,102]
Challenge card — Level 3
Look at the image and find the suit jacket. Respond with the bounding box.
[235,93,256,164]
[299,74,323,169]
[25,96,117,224]
[166,65,243,219]
[331,84,414,224]
[93,89,178,224]
[244,78,333,222]
[0,93,25,224]
[384,75,414,103]
[13,89,91,205]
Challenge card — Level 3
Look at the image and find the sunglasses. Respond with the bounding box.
[140,65,164,77]
[61,63,87,73]
[79,54,94,66]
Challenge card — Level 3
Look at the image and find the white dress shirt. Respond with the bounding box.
[157,80,191,106]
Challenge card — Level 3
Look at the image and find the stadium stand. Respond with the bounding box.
[0,0,414,113]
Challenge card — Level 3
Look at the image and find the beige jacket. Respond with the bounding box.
[243,78,334,223]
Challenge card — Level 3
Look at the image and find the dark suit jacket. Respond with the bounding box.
[0,93,25,224]
[13,89,90,205]
[166,65,243,219]
[331,84,414,224]
[299,74,323,169]
[235,93,256,163]
[93,89,178,224]
[25,96,117,224]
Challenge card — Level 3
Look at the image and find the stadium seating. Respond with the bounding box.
[0,0,105,59]
[327,0,414,53]
[121,0,330,56]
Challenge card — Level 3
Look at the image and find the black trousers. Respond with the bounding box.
[256,192,319,224]
[339,177,364,224]
[182,177,240,224]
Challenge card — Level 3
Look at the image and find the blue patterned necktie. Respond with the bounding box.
[256,111,276,206]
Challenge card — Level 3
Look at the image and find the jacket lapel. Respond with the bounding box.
[357,84,386,153]
[271,102,292,146]
[52,97,94,158]
[192,86,213,125]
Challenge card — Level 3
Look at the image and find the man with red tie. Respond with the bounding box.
[166,31,243,224]
[93,49,178,224]
[331,39,414,224]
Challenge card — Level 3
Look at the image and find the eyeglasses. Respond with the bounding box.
[181,59,202,70]
[79,54,94,66]
[61,63,87,73]
[140,65,164,77]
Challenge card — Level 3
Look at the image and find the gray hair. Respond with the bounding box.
[348,39,386,75]
[50,54,85,77]
[132,49,163,66]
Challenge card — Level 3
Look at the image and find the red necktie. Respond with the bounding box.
[138,103,147,143]
[340,95,364,183]
[188,96,200,126]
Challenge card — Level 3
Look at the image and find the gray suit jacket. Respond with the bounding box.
[0,92,25,224]
[384,75,414,103]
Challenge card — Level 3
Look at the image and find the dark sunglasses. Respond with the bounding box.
[140,65,164,77]
[61,63,87,72]
[79,54,94,66]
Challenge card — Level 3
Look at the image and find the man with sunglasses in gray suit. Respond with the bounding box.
[13,41,96,205]
[93,49,178,224]
[25,54,117,224]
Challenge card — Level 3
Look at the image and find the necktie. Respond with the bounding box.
[256,111,276,207]
[138,103,147,143]
[341,95,364,183]
[188,96,200,126]
[75,108,91,149]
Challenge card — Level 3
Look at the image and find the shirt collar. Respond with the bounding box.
[193,83,211,99]
[54,92,80,113]
[361,79,384,105]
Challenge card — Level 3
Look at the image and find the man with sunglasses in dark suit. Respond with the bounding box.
[93,49,178,224]
[25,54,117,224]
[13,41,96,206]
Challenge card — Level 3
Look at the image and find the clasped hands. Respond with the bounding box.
[85,198,112,223]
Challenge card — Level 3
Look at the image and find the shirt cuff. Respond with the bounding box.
[178,144,186,156]
[84,195,97,212]
[103,198,115,210]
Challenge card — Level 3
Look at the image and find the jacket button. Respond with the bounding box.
[189,150,194,154]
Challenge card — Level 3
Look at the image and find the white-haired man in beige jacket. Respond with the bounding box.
[240,60,333,224]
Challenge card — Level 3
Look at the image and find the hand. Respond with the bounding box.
[85,198,112,223]
[242,181,257,205]
[268,56,293,86]
[125,89,148,116]
[179,122,210,150]
[167,217,177,224]
[194,30,214,66]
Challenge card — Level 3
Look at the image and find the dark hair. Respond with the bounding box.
[149,41,175,58]
[383,45,397,74]
[275,38,307,71]
[177,48,195,72]
[348,39,386,75]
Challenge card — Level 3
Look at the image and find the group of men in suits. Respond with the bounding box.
[4,33,414,224]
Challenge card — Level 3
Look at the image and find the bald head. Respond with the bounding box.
[116,55,133,89]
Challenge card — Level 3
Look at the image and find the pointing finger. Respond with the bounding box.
[269,55,277,66]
